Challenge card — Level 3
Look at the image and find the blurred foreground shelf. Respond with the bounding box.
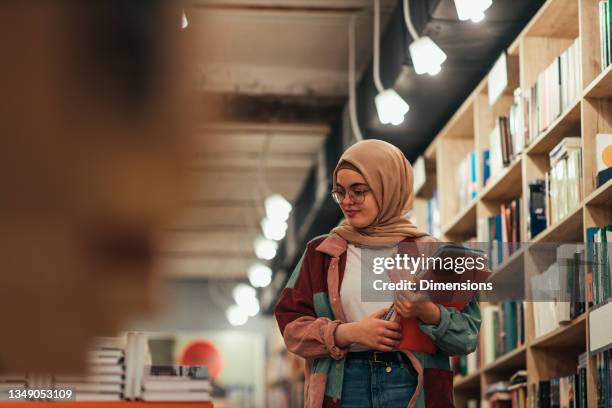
[0,403,213,407]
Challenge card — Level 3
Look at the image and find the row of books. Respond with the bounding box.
[528,39,582,140]
[531,244,586,338]
[595,348,612,408]
[0,333,212,402]
[426,191,441,238]
[534,354,588,408]
[483,370,527,408]
[478,199,521,268]
[481,302,525,366]
[587,225,612,306]
[600,0,612,71]
[485,40,580,188]
[546,137,582,224]
[457,150,478,210]
[453,346,480,379]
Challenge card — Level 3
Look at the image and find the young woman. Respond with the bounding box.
[275,139,481,408]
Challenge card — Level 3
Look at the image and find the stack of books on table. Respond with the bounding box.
[53,336,126,401]
[141,365,212,402]
[0,373,27,401]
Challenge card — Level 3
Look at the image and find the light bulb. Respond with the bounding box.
[226,305,248,326]
[248,264,273,288]
[253,236,278,260]
[375,89,409,126]
[409,36,447,76]
[261,217,288,241]
[232,283,256,307]
[240,297,260,317]
[181,10,188,29]
[264,194,292,222]
[454,0,492,23]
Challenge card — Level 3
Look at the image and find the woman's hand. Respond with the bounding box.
[394,290,441,325]
[334,308,402,351]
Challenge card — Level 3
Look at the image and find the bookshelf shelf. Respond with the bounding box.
[584,178,612,206]
[583,63,612,99]
[524,99,581,155]
[441,200,477,240]
[523,0,578,38]
[480,157,523,202]
[490,246,525,278]
[482,345,527,374]
[531,204,583,243]
[531,313,586,349]
[454,370,481,392]
[412,0,612,405]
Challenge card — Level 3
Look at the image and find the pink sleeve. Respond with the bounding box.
[283,316,348,360]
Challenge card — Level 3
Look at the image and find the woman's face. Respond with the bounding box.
[336,169,379,228]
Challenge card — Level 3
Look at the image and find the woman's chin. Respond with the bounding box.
[346,218,370,229]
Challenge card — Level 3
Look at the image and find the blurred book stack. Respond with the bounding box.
[53,336,126,401]
[0,373,27,401]
[484,381,511,408]
[141,365,212,402]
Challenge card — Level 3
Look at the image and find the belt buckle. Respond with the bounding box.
[372,351,383,363]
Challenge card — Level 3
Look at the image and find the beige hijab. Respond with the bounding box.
[331,139,428,245]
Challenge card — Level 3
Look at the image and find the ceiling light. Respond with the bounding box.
[403,0,447,76]
[261,217,288,241]
[254,236,278,260]
[226,305,248,326]
[375,89,409,126]
[232,283,257,307]
[409,36,447,76]
[454,0,492,23]
[241,297,260,317]
[373,0,409,125]
[264,194,292,223]
[181,10,188,29]
[248,264,273,288]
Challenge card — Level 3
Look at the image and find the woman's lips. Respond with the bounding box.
[344,209,360,217]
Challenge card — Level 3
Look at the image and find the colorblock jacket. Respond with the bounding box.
[274,233,481,408]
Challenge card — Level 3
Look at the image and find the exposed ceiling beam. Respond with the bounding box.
[202,93,344,124]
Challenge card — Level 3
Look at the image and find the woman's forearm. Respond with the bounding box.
[334,321,359,347]
[418,302,441,325]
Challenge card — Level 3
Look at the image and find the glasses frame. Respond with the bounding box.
[330,187,371,204]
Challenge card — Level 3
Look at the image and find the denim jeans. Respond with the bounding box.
[340,353,418,408]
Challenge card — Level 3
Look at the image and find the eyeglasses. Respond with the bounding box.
[331,187,371,204]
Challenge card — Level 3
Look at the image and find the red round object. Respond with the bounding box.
[178,340,222,379]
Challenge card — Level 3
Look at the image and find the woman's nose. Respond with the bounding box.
[340,193,352,206]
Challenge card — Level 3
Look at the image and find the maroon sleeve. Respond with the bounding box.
[274,241,347,360]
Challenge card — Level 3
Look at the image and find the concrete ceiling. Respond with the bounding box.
[157,0,395,280]
[160,122,329,279]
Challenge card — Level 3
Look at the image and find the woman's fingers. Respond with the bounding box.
[381,320,401,331]
[382,329,402,340]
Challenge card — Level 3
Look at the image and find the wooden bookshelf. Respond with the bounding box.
[411,0,612,405]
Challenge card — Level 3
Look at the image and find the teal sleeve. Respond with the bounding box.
[417,297,481,356]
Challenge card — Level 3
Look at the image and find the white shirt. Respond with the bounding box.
[340,243,394,351]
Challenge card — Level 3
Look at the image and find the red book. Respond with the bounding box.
[398,301,467,354]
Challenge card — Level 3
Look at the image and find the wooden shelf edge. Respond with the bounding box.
[442,200,477,238]
[453,370,482,390]
[531,204,583,243]
[584,178,612,206]
[479,157,523,202]
[524,99,581,155]
[531,313,586,348]
[583,63,612,99]
[482,344,527,374]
